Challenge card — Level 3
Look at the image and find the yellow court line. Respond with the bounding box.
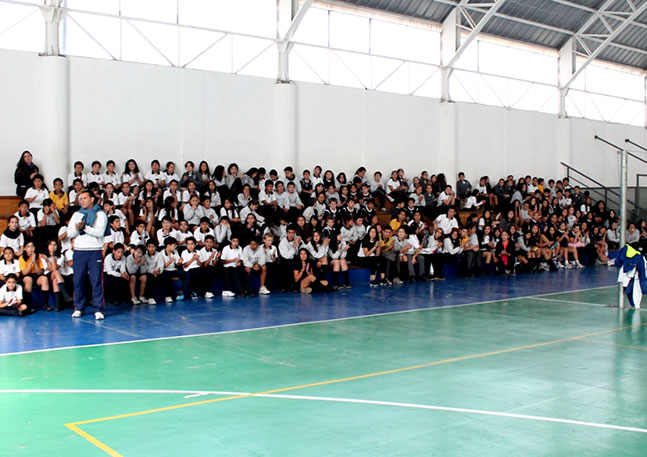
[65,321,647,457]
[578,338,647,351]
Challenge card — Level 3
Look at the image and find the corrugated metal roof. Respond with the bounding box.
[337,0,647,69]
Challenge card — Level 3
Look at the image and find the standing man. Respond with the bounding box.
[67,191,108,320]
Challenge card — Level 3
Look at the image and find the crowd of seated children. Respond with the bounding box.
[4,152,644,315]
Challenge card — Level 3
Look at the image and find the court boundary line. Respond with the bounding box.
[0,284,615,358]
[3,389,645,434]
[63,319,647,457]
[531,297,611,307]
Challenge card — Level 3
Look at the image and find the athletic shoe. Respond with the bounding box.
[565,262,574,269]
[556,262,565,269]
[595,259,605,265]
[205,292,215,299]
[191,292,199,300]
[176,294,185,301]
[259,286,270,295]
[369,280,379,287]
[72,310,82,318]
[94,312,104,320]
[131,297,141,305]
[387,195,395,203]
[138,296,146,303]
[301,287,312,294]
[165,296,173,303]
[147,298,156,305]
[222,291,235,297]
[385,279,393,285]
[607,260,616,267]
[343,284,352,289]
[393,277,403,285]
[575,262,585,269]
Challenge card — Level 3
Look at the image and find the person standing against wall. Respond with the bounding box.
[67,190,108,320]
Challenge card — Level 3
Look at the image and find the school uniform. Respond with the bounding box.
[0,284,24,316]
[129,230,150,247]
[86,172,104,187]
[102,172,122,188]
[221,245,248,294]
[181,249,204,297]
[156,228,180,248]
[103,253,128,304]
[67,172,87,188]
[160,249,190,299]
[0,230,24,254]
[25,188,49,210]
[183,205,202,226]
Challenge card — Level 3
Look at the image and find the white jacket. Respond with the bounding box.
[67,210,108,251]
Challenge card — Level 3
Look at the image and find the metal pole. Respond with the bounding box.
[626,138,647,153]
[618,147,628,309]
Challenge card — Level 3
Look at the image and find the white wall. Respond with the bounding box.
[1,49,646,197]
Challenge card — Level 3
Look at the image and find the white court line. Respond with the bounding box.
[0,284,615,358]
[0,388,644,434]
[531,297,610,307]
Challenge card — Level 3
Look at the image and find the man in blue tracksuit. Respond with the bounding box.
[67,191,109,320]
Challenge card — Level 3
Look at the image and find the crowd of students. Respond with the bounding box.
[2,150,643,317]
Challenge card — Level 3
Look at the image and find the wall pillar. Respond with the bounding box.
[273,82,297,170]
[38,56,70,186]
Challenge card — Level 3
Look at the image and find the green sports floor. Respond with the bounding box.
[1,285,646,456]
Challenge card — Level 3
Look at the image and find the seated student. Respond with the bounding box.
[358,226,385,286]
[321,216,337,240]
[258,180,278,222]
[462,224,481,276]
[58,239,74,306]
[404,198,417,220]
[219,198,241,225]
[198,235,220,299]
[145,159,165,188]
[215,216,232,246]
[86,160,104,188]
[160,237,190,303]
[236,184,253,209]
[183,194,202,227]
[1,216,25,257]
[103,215,126,256]
[0,274,28,316]
[158,196,181,230]
[328,232,350,288]
[302,195,319,222]
[49,178,69,220]
[103,243,130,306]
[0,246,21,287]
[156,216,180,249]
[116,182,137,227]
[420,228,446,280]
[378,226,397,283]
[162,179,182,206]
[15,200,36,239]
[259,233,277,294]
[242,237,266,297]
[239,199,265,227]
[102,199,127,231]
[19,240,50,308]
[199,195,219,226]
[285,181,304,220]
[102,160,121,188]
[143,240,164,304]
[434,207,459,235]
[299,169,314,204]
[193,217,215,248]
[181,237,205,299]
[43,239,72,311]
[293,248,330,294]
[68,161,87,188]
[278,224,301,290]
[220,235,249,297]
[24,174,49,215]
[161,162,180,189]
[305,231,329,282]
[339,198,358,221]
[130,220,150,248]
[68,178,84,212]
[240,213,263,248]
[125,245,148,305]
[324,184,340,205]
[405,227,425,280]
[463,189,484,210]
[323,198,341,226]
[175,220,192,251]
[495,230,516,276]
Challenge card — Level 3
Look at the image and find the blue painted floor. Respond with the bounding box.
[0,267,619,355]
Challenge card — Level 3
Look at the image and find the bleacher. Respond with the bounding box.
[0,196,20,233]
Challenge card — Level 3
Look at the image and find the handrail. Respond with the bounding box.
[561,161,639,210]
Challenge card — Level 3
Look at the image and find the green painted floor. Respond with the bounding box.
[1,286,646,456]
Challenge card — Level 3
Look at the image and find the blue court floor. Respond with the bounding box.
[0,267,619,355]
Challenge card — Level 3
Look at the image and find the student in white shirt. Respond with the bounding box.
[193,218,215,247]
[242,237,266,296]
[103,215,126,256]
[37,199,60,227]
[160,237,190,303]
[24,174,49,211]
[258,233,277,294]
[103,160,121,188]
[122,159,144,191]
[198,235,220,299]
[14,200,36,237]
[86,161,104,188]
[181,237,205,299]
[129,220,150,248]
[0,274,27,316]
[68,161,87,188]
[0,247,20,284]
[220,236,249,297]
[145,159,165,188]
[156,217,180,248]
[144,240,164,304]
[160,161,180,189]
[103,243,129,306]
[434,207,459,235]
[1,216,25,257]
[124,245,149,305]
[199,195,219,226]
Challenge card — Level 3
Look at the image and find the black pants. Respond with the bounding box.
[360,256,382,276]
[223,266,249,294]
[187,268,215,296]
[160,270,190,298]
[103,275,129,304]
[279,256,296,291]
[424,253,447,278]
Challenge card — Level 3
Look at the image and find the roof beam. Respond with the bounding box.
[563,0,647,90]
[442,0,508,71]
[277,0,314,82]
